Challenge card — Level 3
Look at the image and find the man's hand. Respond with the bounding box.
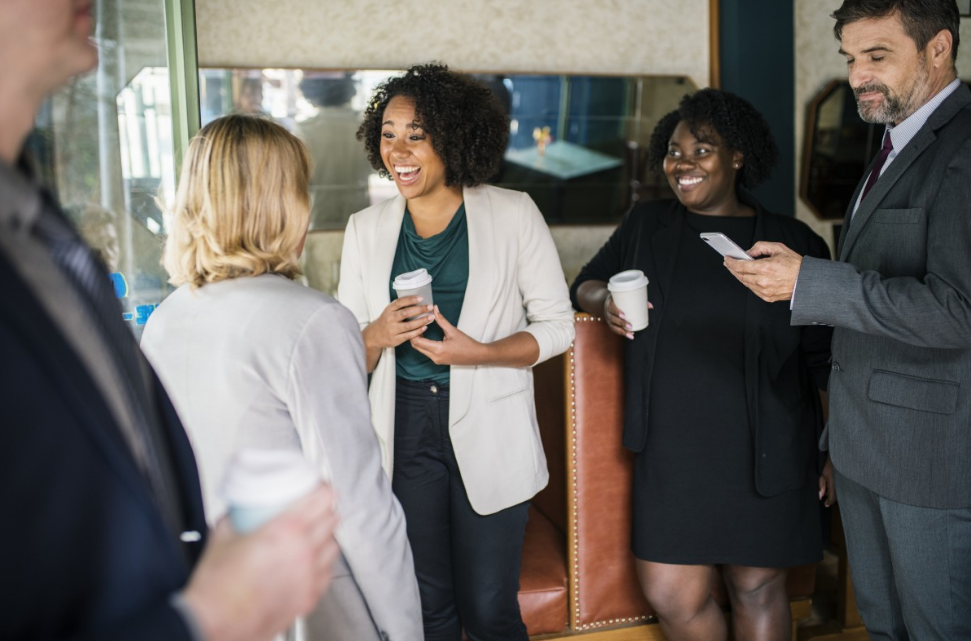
[724,241,802,302]
[183,485,340,641]
[410,305,485,365]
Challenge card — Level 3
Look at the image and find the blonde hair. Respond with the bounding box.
[163,115,311,287]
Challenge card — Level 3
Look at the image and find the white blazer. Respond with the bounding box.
[338,185,575,515]
[142,274,422,641]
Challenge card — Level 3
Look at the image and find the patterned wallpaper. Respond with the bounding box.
[794,0,971,250]
[195,0,711,88]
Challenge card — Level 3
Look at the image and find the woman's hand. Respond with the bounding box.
[362,296,434,372]
[410,305,486,366]
[605,294,653,340]
[818,455,837,507]
[364,296,434,350]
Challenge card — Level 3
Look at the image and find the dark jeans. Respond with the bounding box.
[393,378,530,641]
[835,468,971,640]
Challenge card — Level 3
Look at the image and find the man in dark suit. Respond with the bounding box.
[0,2,339,640]
[727,1,971,638]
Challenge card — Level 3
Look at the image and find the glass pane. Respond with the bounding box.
[199,68,696,229]
[26,0,177,339]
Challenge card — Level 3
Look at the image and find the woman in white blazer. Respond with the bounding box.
[338,64,574,641]
[141,116,422,641]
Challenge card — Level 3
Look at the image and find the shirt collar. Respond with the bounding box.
[885,78,962,152]
[0,155,44,233]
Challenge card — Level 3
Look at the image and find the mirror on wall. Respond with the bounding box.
[801,79,971,221]
[800,80,881,221]
[199,68,697,229]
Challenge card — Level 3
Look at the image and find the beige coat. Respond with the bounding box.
[338,184,575,515]
[142,275,422,641]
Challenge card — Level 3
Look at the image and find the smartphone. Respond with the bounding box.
[699,232,754,261]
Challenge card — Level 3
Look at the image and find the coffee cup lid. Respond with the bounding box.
[607,269,649,292]
[222,448,320,507]
[393,268,433,290]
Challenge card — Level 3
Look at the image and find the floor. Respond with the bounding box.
[798,551,871,641]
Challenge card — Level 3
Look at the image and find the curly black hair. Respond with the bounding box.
[647,88,778,190]
[357,63,509,187]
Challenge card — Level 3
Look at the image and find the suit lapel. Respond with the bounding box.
[0,251,174,536]
[368,196,406,316]
[840,84,971,261]
[456,186,495,338]
[648,200,682,304]
[839,128,933,260]
[836,158,870,259]
[450,186,494,425]
[743,202,768,434]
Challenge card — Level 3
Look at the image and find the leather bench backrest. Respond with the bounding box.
[567,314,653,630]
[532,354,567,534]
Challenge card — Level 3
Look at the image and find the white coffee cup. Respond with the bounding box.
[222,448,320,534]
[608,269,650,331]
[392,268,434,320]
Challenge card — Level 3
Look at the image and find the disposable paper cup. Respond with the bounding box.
[608,269,650,331]
[392,268,434,320]
[222,448,320,534]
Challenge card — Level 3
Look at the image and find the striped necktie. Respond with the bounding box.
[32,196,184,537]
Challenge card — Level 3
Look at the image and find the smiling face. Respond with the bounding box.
[379,95,454,206]
[663,120,744,215]
[840,14,951,124]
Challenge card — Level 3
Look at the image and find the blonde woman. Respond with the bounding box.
[141,115,421,641]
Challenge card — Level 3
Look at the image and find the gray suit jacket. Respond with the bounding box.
[792,84,971,509]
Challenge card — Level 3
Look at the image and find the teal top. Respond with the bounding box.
[390,202,469,384]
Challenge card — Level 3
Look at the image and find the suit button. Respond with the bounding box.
[832,362,841,372]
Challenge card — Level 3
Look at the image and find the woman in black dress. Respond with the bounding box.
[571,89,836,641]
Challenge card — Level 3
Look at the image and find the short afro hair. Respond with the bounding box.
[357,63,509,187]
[647,88,778,190]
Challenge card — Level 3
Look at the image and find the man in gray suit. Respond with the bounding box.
[726,1,971,638]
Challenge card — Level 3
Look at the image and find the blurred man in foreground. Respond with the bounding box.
[0,2,340,640]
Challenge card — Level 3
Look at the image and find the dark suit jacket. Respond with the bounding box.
[793,83,971,509]
[571,194,832,497]
[0,233,208,638]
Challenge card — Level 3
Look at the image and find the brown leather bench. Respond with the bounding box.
[518,313,816,640]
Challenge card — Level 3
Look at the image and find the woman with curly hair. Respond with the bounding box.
[338,63,574,641]
[571,88,834,641]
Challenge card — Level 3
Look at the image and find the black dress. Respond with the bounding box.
[630,212,820,567]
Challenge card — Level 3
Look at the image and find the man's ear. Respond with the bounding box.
[928,28,953,68]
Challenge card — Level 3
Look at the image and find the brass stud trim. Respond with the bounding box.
[567,313,655,631]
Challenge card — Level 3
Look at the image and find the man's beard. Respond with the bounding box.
[854,61,930,124]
